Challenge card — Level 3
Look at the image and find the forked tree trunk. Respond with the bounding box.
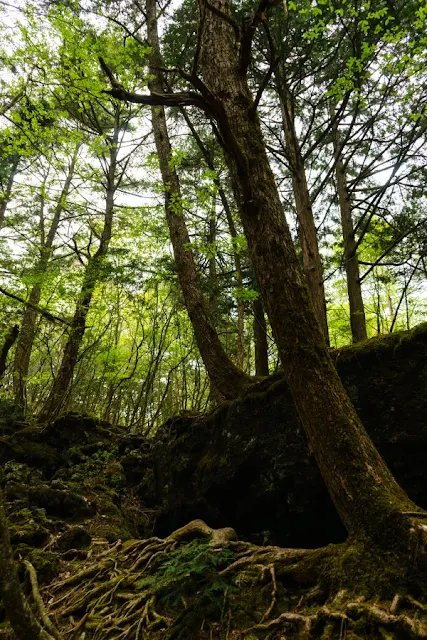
[275,72,329,344]
[146,0,252,399]
[198,0,416,540]
[13,145,79,411]
[331,116,368,342]
[39,126,119,422]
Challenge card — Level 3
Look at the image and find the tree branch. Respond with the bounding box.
[0,287,71,325]
[99,57,209,112]
[240,0,282,75]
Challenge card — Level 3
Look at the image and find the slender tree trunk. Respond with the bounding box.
[179,112,246,368]
[199,0,416,541]
[331,116,367,342]
[39,126,119,422]
[13,146,79,411]
[0,325,19,381]
[252,296,269,376]
[207,199,218,318]
[146,0,252,399]
[275,73,329,344]
[0,156,19,229]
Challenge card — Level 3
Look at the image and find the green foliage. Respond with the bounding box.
[134,540,237,609]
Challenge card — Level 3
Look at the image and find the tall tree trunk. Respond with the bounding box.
[0,156,19,229]
[178,112,246,369]
[252,296,269,376]
[39,127,118,422]
[13,146,79,411]
[146,0,251,399]
[198,0,416,541]
[331,115,367,342]
[275,72,329,343]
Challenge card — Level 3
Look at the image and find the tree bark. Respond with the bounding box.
[13,145,79,411]
[0,324,19,381]
[252,296,269,376]
[275,72,329,344]
[178,112,247,370]
[331,117,368,342]
[0,156,19,229]
[146,0,252,399]
[198,0,416,540]
[39,124,119,422]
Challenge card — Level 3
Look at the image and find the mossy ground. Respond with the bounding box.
[7,520,424,640]
[1,326,427,638]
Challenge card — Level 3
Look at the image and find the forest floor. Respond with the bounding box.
[12,518,427,639]
[1,324,427,638]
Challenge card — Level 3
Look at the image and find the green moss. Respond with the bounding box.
[332,322,427,363]
[8,507,50,546]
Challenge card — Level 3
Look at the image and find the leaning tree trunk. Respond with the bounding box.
[198,0,417,543]
[0,325,19,381]
[179,112,247,370]
[331,116,368,343]
[38,270,96,422]
[39,129,118,422]
[146,0,252,399]
[276,74,329,344]
[13,145,79,411]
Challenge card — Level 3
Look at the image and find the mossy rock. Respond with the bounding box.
[56,525,92,551]
[138,324,427,548]
[15,546,60,583]
[7,507,50,546]
[5,483,95,520]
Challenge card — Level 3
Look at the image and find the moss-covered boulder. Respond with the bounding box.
[135,324,427,547]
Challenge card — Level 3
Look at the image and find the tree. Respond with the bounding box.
[145,0,252,399]
[13,143,80,411]
[102,0,427,592]
[331,109,368,342]
[274,63,329,343]
[38,105,128,421]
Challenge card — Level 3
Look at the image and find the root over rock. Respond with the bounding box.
[7,520,427,639]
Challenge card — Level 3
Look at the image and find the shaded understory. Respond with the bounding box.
[1,324,427,638]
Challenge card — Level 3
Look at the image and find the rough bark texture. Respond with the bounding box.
[198,0,416,541]
[146,0,252,399]
[253,296,269,376]
[13,146,79,411]
[332,120,368,342]
[39,127,118,422]
[276,74,329,344]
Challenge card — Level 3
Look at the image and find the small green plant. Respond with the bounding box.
[135,539,237,610]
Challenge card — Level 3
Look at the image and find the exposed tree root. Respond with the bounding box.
[5,519,426,639]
